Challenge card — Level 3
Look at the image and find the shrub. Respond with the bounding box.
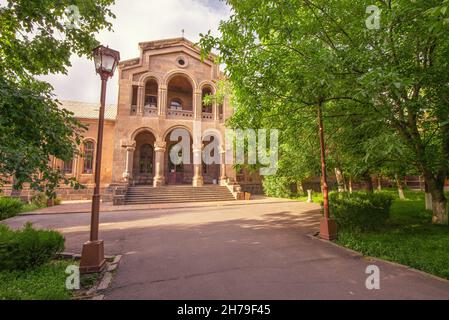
[0,223,65,271]
[329,192,395,232]
[0,197,24,221]
[263,176,293,198]
[31,193,48,208]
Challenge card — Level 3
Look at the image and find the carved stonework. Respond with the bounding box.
[154,141,167,152]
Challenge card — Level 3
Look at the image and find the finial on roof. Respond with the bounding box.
[182,29,185,39]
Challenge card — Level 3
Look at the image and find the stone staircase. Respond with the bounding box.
[124,185,236,205]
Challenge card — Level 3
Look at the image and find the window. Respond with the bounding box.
[63,159,73,174]
[145,95,157,107]
[83,141,95,174]
[132,85,138,106]
[170,99,183,110]
[139,144,154,174]
[202,87,213,113]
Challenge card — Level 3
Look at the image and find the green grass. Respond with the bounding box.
[20,203,43,213]
[335,190,449,280]
[0,260,76,300]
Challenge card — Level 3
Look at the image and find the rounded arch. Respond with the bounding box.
[198,80,216,94]
[162,125,193,141]
[131,127,159,141]
[202,128,223,147]
[164,69,198,90]
[137,73,162,86]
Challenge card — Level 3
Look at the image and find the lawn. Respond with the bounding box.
[0,260,77,300]
[335,190,449,280]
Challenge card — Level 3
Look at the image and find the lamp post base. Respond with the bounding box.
[319,218,338,241]
[79,240,106,274]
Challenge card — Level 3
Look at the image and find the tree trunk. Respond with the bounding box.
[432,191,448,225]
[349,176,353,194]
[377,174,382,191]
[424,180,432,210]
[423,171,448,225]
[335,168,345,192]
[297,181,304,196]
[395,174,406,200]
[363,173,374,193]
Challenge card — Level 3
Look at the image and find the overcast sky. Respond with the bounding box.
[40,0,231,104]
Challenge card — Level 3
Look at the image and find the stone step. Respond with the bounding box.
[124,185,236,205]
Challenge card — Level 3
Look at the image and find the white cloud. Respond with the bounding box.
[40,0,230,104]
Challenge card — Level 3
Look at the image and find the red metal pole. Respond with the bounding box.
[318,102,338,240]
[90,78,107,241]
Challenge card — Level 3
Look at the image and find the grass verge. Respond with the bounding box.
[0,260,77,300]
[335,191,449,280]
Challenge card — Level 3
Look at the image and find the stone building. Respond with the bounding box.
[51,38,263,202]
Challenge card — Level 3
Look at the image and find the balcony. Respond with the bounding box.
[167,109,194,119]
[202,112,214,121]
[143,104,158,117]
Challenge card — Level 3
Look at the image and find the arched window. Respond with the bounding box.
[139,144,154,174]
[145,79,158,107]
[170,98,183,110]
[83,141,95,174]
[202,86,213,113]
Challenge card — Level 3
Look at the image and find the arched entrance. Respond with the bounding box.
[164,127,193,185]
[133,130,156,185]
[202,134,221,184]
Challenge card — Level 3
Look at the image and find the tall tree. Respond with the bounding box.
[200,0,449,224]
[0,0,115,197]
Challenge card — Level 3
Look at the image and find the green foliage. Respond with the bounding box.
[30,193,48,208]
[0,223,65,271]
[0,197,23,220]
[337,193,449,280]
[262,176,293,198]
[200,0,449,223]
[0,260,74,300]
[330,192,395,231]
[0,0,115,197]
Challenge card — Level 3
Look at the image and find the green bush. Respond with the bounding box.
[263,176,293,198]
[329,192,395,231]
[30,193,48,208]
[0,197,24,221]
[0,223,65,271]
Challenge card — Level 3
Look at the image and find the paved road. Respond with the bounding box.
[5,198,449,300]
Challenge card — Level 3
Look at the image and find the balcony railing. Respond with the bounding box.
[143,104,158,117]
[167,109,194,119]
[202,112,214,121]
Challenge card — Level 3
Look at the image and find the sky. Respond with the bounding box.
[40,0,231,104]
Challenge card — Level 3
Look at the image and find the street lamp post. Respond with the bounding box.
[80,45,120,274]
[318,102,338,241]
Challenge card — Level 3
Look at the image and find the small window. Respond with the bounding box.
[170,99,183,110]
[83,141,95,174]
[132,85,138,106]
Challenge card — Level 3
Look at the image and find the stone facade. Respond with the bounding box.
[41,38,262,201]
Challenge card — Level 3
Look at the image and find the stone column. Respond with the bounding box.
[122,144,136,184]
[153,141,166,187]
[159,85,167,117]
[192,143,204,187]
[219,147,227,185]
[213,101,219,121]
[194,90,202,120]
[137,85,144,116]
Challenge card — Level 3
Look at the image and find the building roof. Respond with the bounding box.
[119,37,217,68]
[59,100,117,121]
